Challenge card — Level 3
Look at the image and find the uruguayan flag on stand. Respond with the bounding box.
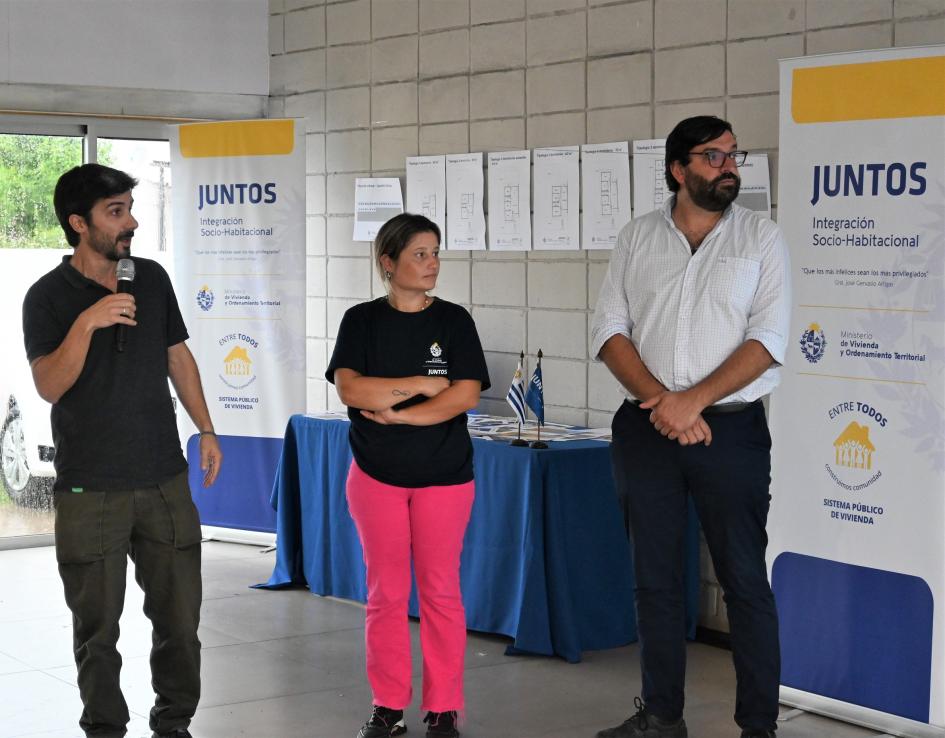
[506,358,527,425]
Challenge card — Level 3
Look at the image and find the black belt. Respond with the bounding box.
[628,399,760,415]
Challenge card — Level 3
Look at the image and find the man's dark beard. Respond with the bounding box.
[684,169,740,212]
[88,227,134,261]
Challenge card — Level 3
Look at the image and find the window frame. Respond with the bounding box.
[0,114,175,549]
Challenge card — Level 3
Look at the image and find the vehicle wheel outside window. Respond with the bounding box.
[1,409,52,510]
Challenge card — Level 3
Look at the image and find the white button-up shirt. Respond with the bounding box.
[591,198,791,404]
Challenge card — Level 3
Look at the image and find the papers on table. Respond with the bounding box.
[532,146,580,250]
[304,410,349,420]
[581,141,631,250]
[406,155,447,240]
[487,150,532,251]
[466,414,611,442]
[304,411,611,441]
[445,153,486,250]
[353,178,404,241]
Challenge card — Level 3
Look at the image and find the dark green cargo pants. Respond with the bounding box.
[54,470,202,738]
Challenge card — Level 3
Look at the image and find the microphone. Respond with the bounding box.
[116,258,135,353]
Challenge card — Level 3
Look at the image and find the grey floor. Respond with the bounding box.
[0,542,885,738]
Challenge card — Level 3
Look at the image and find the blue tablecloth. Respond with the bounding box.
[260,414,698,662]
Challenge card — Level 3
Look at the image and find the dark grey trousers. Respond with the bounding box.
[54,470,202,738]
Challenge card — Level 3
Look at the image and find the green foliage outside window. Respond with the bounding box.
[0,135,113,249]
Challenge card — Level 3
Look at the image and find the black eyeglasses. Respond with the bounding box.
[689,149,748,168]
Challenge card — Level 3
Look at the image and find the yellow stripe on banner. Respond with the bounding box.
[792,56,945,123]
[179,120,295,158]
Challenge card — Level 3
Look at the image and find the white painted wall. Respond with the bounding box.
[0,0,269,96]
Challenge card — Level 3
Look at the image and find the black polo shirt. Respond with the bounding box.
[23,256,189,492]
[326,297,490,488]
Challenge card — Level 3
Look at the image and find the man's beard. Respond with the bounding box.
[88,226,133,261]
[684,169,740,212]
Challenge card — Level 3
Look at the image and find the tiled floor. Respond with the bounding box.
[0,542,885,738]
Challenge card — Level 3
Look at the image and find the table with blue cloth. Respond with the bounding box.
[260,414,699,663]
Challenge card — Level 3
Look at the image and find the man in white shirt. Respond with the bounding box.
[590,116,791,738]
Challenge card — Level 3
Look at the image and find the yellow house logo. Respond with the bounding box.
[224,346,252,377]
[218,337,258,391]
[833,421,875,470]
[824,403,885,492]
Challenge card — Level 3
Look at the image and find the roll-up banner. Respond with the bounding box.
[769,47,945,737]
[171,119,306,533]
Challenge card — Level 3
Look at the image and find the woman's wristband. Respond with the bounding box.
[198,430,216,437]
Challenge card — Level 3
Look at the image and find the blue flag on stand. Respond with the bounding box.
[525,363,544,425]
[506,356,528,425]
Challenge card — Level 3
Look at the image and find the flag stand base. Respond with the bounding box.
[509,439,529,447]
[529,440,548,449]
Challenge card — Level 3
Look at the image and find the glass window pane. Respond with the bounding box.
[0,133,82,539]
[99,138,172,261]
[0,134,174,543]
[0,133,82,249]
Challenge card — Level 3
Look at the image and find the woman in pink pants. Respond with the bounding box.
[327,213,490,738]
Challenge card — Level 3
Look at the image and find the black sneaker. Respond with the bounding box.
[357,705,407,737]
[595,697,688,737]
[152,730,192,738]
[423,710,459,737]
[740,731,775,737]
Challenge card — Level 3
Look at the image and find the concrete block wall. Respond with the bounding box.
[268,0,945,628]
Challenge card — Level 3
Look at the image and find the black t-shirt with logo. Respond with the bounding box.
[326,297,491,487]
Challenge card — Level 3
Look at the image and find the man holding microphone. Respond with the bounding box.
[22,163,221,738]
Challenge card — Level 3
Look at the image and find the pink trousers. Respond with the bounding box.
[346,461,475,713]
